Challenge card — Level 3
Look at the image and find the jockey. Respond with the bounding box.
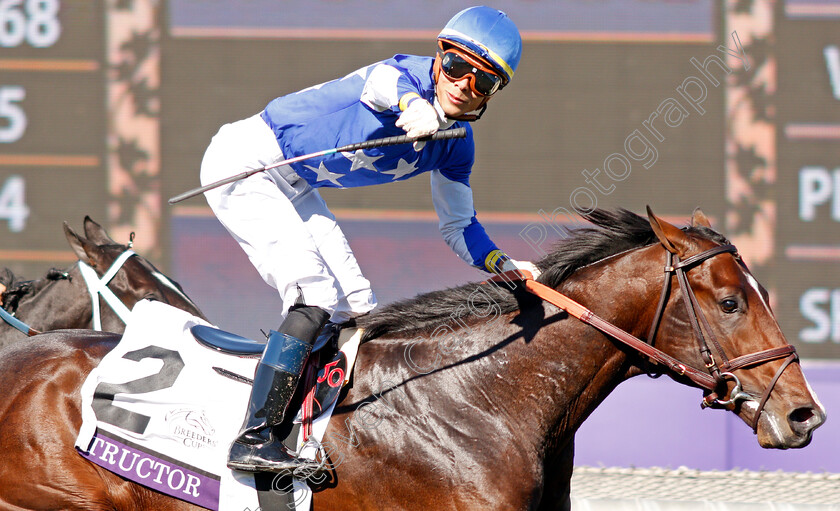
[200,6,537,475]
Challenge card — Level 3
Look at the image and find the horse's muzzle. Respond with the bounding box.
[756,400,826,449]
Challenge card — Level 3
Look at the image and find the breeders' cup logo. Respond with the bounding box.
[165,408,218,449]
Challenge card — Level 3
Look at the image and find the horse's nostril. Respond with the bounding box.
[788,406,820,432]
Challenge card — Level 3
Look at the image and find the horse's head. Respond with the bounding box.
[64,217,207,324]
[645,207,825,449]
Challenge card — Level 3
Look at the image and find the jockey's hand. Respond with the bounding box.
[396,99,439,150]
[501,258,542,280]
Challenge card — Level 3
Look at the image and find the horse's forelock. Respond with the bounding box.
[685,224,730,246]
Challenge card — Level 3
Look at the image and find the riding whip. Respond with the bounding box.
[168,127,468,204]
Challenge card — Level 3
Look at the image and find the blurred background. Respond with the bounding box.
[1,0,838,475]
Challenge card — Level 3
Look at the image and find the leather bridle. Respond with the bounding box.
[492,242,799,433]
[77,249,136,331]
[643,244,798,432]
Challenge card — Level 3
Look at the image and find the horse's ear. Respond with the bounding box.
[64,222,97,267]
[646,205,685,255]
[690,208,712,228]
[83,216,117,246]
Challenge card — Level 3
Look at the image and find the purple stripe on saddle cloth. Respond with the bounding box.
[77,430,221,511]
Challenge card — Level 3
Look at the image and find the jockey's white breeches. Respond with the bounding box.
[200,114,377,323]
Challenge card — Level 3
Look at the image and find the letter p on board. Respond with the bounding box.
[799,167,840,221]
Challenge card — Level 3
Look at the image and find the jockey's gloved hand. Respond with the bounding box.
[501,258,542,280]
[396,99,440,150]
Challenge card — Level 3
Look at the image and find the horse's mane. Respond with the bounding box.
[357,208,729,341]
[1,267,69,312]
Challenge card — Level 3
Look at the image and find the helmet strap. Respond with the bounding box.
[450,103,487,122]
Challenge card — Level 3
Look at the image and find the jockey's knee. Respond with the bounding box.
[278,305,330,345]
[330,288,377,324]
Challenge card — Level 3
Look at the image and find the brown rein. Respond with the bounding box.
[492,243,798,433]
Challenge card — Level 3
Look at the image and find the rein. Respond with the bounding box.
[78,249,136,331]
[645,246,798,432]
[493,243,798,433]
[0,302,40,336]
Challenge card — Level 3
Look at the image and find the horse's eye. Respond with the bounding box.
[720,299,739,313]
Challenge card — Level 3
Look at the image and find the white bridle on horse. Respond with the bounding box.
[77,250,136,331]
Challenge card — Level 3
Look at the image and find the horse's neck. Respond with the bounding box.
[351,247,663,467]
[16,265,94,331]
[485,247,662,455]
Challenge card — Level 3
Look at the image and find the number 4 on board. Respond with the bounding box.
[0,176,30,232]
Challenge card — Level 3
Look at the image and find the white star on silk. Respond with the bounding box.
[380,157,418,181]
[340,149,384,172]
[340,65,373,82]
[304,161,344,186]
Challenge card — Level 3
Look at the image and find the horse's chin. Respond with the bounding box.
[734,396,825,449]
[753,412,820,449]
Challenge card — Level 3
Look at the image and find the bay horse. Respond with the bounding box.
[0,208,824,510]
[0,216,205,349]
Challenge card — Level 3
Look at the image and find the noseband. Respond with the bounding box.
[0,299,40,336]
[496,243,798,434]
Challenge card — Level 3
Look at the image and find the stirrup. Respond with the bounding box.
[227,443,323,475]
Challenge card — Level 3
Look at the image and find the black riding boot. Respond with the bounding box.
[227,305,330,474]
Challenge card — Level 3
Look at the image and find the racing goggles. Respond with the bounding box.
[439,49,504,97]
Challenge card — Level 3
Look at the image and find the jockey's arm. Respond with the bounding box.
[430,170,540,278]
[360,60,448,148]
[361,59,434,116]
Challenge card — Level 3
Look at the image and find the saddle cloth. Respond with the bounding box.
[75,299,345,511]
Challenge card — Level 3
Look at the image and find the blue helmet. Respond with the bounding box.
[437,6,522,84]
